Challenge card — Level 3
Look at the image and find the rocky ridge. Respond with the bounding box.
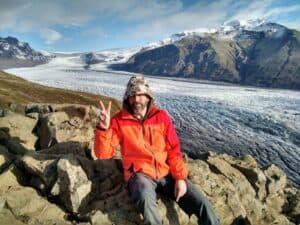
[0,103,299,225]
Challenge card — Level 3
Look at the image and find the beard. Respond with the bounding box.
[130,102,148,115]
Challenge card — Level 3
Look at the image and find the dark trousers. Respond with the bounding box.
[128,173,220,225]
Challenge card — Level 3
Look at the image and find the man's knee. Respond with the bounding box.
[129,173,156,202]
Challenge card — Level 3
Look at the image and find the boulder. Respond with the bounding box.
[32,104,99,152]
[0,207,27,225]
[25,103,100,125]
[0,113,38,150]
[4,187,70,225]
[284,187,300,224]
[264,164,288,214]
[37,111,69,149]
[0,128,28,155]
[51,154,92,213]
[0,165,27,192]
[0,145,14,173]
[21,153,59,192]
[39,141,90,158]
[0,165,70,225]
[25,104,53,115]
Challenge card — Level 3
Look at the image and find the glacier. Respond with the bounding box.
[5,53,300,187]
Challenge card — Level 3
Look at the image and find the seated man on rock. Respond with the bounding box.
[94,75,220,225]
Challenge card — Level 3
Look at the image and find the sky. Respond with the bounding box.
[1,0,300,52]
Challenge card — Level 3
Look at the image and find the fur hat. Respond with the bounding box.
[123,75,154,100]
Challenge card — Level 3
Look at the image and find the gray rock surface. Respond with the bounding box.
[26,103,99,152]
[0,165,70,225]
[51,155,92,213]
[0,112,38,150]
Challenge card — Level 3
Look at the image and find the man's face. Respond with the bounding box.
[128,93,150,115]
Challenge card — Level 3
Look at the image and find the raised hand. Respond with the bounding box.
[97,100,112,130]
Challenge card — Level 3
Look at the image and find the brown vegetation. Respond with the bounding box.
[0,70,121,113]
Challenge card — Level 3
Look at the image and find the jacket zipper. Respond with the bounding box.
[142,122,158,179]
[149,127,153,145]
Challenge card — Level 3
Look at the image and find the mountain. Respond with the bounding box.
[111,20,300,90]
[0,36,50,69]
[80,47,140,70]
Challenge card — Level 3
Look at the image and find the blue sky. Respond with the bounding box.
[1,0,300,52]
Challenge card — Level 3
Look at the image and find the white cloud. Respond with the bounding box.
[0,0,30,30]
[280,19,300,31]
[264,5,300,18]
[127,0,230,39]
[1,0,300,47]
[120,0,183,21]
[229,0,275,21]
[0,0,182,30]
[82,27,109,38]
[228,0,300,23]
[40,28,62,44]
[0,0,188,46]
[0,13,16,30]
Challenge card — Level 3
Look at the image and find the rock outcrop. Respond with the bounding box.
[0,103,299,225]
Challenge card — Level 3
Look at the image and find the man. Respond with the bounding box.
[94,75,220,225]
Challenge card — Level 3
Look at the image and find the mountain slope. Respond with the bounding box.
[241,29,300,89]
[112,21,300,90]
[0,36,49,69]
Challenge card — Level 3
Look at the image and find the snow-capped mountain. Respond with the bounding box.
[0,36,48,61]
[143,19,288,51]
[114,19,300,90]
[217,19,287,40]
[143,28,215,51]
[80,19,285,65]
[80,47,140,70]
[80,52,104,65]
[0,36,49,69]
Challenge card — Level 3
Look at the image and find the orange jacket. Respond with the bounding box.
[94,105,188,182]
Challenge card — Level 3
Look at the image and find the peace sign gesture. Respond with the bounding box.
[97,100,112,130]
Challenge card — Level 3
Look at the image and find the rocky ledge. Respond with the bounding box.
[0,103,299,225]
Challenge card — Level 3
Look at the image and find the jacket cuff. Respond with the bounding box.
[172,171,188,181]
[96,125,107,131]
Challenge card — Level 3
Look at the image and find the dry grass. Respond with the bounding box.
[0,70,121,114]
